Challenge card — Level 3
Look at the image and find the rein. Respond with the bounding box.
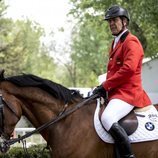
[3,94,98,148]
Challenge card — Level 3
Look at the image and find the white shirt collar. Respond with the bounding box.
[113,29,128,49]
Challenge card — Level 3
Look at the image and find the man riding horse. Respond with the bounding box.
[93,5,151,158]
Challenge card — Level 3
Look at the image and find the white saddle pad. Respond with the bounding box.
[94,99,158,144]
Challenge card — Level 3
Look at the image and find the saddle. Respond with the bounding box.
[99,105,158,136]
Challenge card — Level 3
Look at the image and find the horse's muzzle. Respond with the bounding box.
[0,137,10,153]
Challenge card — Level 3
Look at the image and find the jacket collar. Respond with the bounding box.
[110,31,129,57]
[120,30,129,42]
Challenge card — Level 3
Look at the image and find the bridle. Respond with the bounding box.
[0,96,20,134]
[0,95,11,153]
[0,93,98,153]
[0,95,21,153]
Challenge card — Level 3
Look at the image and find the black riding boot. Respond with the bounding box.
[109,123,135,158]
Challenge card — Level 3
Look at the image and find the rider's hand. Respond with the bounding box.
[92,85,106,97]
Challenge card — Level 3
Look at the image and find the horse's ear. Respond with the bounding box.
[0,69,5,81]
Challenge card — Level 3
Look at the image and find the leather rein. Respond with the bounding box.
[0,93,98,149]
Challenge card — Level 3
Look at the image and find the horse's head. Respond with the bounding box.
[0,92,22,153]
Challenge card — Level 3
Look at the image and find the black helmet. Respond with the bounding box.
[104,5,130,21]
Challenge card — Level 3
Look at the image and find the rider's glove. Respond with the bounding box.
[92,85,106,97]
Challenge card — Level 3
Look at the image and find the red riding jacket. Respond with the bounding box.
[102,31,151,107]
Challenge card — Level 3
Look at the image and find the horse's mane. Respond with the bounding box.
[4,74,82,103]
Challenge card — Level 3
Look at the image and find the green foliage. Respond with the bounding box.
[0,0,7,16]
[0,145,51,158]
[0,0,57,82]
[70,18,109,87]
[0,18,42,76]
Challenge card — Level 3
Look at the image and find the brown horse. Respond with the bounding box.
[0,70,158,158]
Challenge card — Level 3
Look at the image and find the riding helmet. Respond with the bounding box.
[104,5,130,21]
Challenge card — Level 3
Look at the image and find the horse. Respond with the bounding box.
[0,70,158,158]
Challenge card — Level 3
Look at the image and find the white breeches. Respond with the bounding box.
[101,99,134,131]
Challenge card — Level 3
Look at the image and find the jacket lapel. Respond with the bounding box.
[110,41,121,57]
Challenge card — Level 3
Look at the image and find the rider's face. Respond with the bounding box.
[107,17,123,35]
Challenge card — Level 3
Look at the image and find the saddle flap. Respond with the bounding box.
[99,105,138,136]
[119,110,138,135]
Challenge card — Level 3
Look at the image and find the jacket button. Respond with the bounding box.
[110,58,112,61]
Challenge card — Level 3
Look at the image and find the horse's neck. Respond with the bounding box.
[7,85,59,127]
[19,96,64,141]
[21,99,61,124]
[47,99,97,150]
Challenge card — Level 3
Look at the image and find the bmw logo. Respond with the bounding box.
[145,122,155,131]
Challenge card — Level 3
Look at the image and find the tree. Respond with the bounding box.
[0,0,57,80]
[70,18,109,87]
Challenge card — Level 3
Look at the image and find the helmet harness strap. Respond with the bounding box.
[113,17,127,36]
